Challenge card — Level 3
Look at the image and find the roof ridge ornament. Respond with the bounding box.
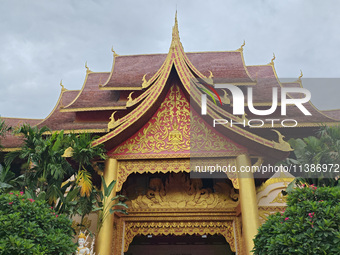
[205,70,214,85]
[108,111,118,130]
[237,40,246,52]
[297,70,303,82]
[111,46,119,57]
[142,74,149,88]
[268,53,276,66]
[85,61,92,74]
[221,89,230,105]
[60,79,67,93]
[126,92,135,107]
[271,129,293,151]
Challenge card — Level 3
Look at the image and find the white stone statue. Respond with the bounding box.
[76,232,90,255]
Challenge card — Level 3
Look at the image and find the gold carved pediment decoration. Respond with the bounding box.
[112,85,245,157]
[129,172,238,210]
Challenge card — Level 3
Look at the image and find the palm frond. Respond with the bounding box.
[76,169,93,197]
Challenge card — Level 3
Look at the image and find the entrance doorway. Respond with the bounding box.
[125,234,235,255]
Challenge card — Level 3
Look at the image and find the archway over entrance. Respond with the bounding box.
[125,234,235,255]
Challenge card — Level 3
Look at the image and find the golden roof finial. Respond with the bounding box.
[142,74,149,88]
[205,70,214,85]
[171,11,180,49]
[108,111,118,130]
[126,92,135,107]
[208,70,214,79]
[60,79,67,93]
[111,46,119,57]
[85,61,92,74]
[269,53,276,66]
[221,89,230,105]
[237,40,246,51]
[272,129,293,151]
[297,69,303,82]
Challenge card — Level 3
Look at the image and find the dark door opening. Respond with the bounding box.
[125,234,235,255]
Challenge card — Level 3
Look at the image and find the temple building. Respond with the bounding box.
[1,15,340,255]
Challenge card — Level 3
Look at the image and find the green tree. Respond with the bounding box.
[5,125,75,203]
[253,183,340,255]
[3,124,128,235]
[0,191,77,255]
[286,125,340,187]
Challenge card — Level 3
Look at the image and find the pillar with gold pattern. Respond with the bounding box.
[236,154,260,255]
[96,158,118,255]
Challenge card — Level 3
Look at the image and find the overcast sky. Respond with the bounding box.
[1,0,339,119]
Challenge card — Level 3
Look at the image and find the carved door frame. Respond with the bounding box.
[113,211,244,255]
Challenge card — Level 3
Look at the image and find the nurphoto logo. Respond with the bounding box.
[200,83,312,128]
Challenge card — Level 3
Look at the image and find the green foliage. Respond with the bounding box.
[286,125,340,187]
[5,125,75,200]
[95,177,128,232]
[0,191,76,255]
[0,118,10,148]
[253,185,340,255]
[4,126,106,216]
[2,124,126,235]
[0,164,24,192]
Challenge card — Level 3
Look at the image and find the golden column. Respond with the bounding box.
[236,154,260,255]
[96,158,118,255]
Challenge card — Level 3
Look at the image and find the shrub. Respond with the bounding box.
[0,192,76,255]
[253,185,340,255]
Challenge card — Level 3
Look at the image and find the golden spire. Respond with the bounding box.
[237,40,246,51]
[269,53,276,66]
[171,11,180,49]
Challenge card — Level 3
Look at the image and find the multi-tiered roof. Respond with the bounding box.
[2,15,339,161]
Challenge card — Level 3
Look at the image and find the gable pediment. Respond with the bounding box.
[108,85,247,159]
